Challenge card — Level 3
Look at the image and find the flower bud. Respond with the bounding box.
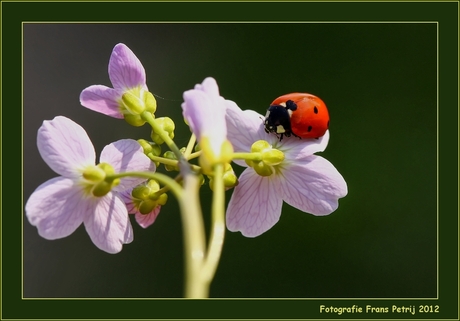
[132,180,168,214]
[163,150,179,171]
[132,184,150,200]
[121,90,145,115]
[137,139,161,156]
[144,91,157,114]
[151,117,175,145]
[253,161,274,177]
[124,114,146,127]
[82,165,106,183]
[251,140,271,153]
[261,149,285,166]
[223,169,239,188]
[155,193,168,206]
[92,179,120,197]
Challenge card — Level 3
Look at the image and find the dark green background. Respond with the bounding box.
[23,21,437,295]
[2,0,458,320]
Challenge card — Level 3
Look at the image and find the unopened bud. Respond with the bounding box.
[261,149,285,166]
[151,117,175,145]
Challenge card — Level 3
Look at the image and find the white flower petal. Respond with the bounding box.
[108,43,147,92]
[279,155,348,215]
[182,77,227,156]
[79,85,124,119]
[83,192,133,254]
[135,207,160,228]
[226,168,283,237]
[225,100,270,153]
[25,177,86,240]
[37,116,96,178]
[100,139,155,191]
[280,130,330,162]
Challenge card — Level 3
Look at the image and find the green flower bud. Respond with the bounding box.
[144,91,157,114]
[261,149,285,166]
[132,184,150,200]
[138,199,157,214]
[253,161,274,177]
[92,178,120,197]
[251,140,271,153]
[124,114,146,127]
[137,139,161,156]
[132,180,168,214]
[151,117,175,145]
[121,90,145,115]
[146,179,161,192]
[223,170,239,188]
[156,193,168,206]
[163,150,179,171]
[97,162,115,175]
[82,165,106,183]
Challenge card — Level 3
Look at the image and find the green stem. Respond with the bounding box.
[147,154,180,166]
[110,171,183,199]
[187,151,201,161]
[141,111,184,165]
[201,164,225,285]
[179,173,207,298]
[232,152,262,161]
[148,154,201,172]
[184,134,197,158]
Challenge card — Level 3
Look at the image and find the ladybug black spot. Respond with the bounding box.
[313,106,318,114]
[307,126,312,132]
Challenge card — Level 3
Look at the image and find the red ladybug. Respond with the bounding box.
[264,93,330,140]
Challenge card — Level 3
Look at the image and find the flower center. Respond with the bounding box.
[81,163,120,197]
[245,140,285,176]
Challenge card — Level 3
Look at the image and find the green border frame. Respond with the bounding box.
[2,1,458,320]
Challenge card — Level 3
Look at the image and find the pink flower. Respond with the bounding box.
[80,43,155,121]
[182,77,233,172]
[224,101,348,237]
[25,116,155,253]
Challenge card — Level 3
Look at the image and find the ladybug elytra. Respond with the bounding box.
[264,93,330,141]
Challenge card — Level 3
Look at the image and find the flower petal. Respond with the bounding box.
[79,85,124,118]
[83,192,133,254]
[25,177,86,239]
[280,130,330,162]
[100,139,155,191]
[108,43,147,91]
[226,168,283,237]
[134,207,161,228]
[279,155,348,215]
[225,100,269,153]
[182,77,227,155]
[37,116,95,177]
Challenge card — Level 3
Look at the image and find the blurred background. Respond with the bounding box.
[23,23,437,298]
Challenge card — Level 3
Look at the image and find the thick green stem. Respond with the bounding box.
[201,164,225,285]
[179,172,207,298]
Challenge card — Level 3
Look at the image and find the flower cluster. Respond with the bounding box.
[26,43,347,295]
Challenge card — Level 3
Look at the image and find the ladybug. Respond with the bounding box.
[264,93,330,140]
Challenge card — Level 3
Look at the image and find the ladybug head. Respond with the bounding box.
[264,101,297,140]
